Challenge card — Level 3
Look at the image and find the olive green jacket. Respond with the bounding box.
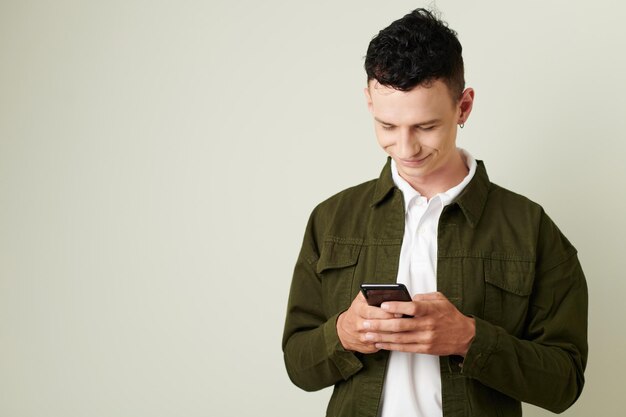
[282,159,587,417]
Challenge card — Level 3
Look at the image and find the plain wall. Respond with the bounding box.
[1,0,625,416]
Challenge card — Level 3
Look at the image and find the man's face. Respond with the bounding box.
[365,79,473,188]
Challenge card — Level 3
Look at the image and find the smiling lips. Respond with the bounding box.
[399,154,432,167]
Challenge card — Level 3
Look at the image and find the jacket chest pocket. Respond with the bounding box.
[483,259,534,336]
[316,240,362,316]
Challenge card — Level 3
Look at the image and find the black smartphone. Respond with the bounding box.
[360,283,412,307]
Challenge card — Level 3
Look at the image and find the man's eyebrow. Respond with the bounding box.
[374,117,394,126]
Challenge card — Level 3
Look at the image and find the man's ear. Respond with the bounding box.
[458,88,475,124]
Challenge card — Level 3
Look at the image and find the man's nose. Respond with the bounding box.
[396,129,420,158]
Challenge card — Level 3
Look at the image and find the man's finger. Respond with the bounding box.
[381,300,428,316]
[362,317,416,333]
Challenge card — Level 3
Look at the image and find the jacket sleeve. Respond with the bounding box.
[461,211,588,413]
[281,209,364,391]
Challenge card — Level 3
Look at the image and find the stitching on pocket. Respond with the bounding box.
[485,260,534,296]
[316,240,362,273]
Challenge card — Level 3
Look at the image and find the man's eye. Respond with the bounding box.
[418,126,435,131]
[381,125,394,131]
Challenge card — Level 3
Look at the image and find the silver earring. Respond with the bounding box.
[459,123,465,129]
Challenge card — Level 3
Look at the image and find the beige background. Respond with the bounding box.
[1,0,624,416]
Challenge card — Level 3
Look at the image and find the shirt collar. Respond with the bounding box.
[371,152,490,228]
[439,149,477,206]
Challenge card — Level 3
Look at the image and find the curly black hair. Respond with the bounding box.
[365,8,465,99]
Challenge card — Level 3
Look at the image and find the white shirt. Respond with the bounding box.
[379,149,477,417]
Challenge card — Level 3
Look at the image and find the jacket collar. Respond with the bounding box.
[371,158,396,206]
[453,160,490,228]
[371,157,490,228]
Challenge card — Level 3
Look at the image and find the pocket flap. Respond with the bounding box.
[485,260,534,296]
[316,240,361,274]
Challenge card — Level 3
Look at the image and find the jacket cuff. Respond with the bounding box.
[461,316,499,377]
[323,312,364,380]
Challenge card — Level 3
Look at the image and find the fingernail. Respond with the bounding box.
[381,303,389,310]
[363,321,371,329]
[365,333,374,341]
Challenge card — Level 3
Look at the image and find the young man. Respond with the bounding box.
[282,9,587,417]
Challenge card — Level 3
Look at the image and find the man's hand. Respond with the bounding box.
[336,293,397,353]
[362,292,476,357]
